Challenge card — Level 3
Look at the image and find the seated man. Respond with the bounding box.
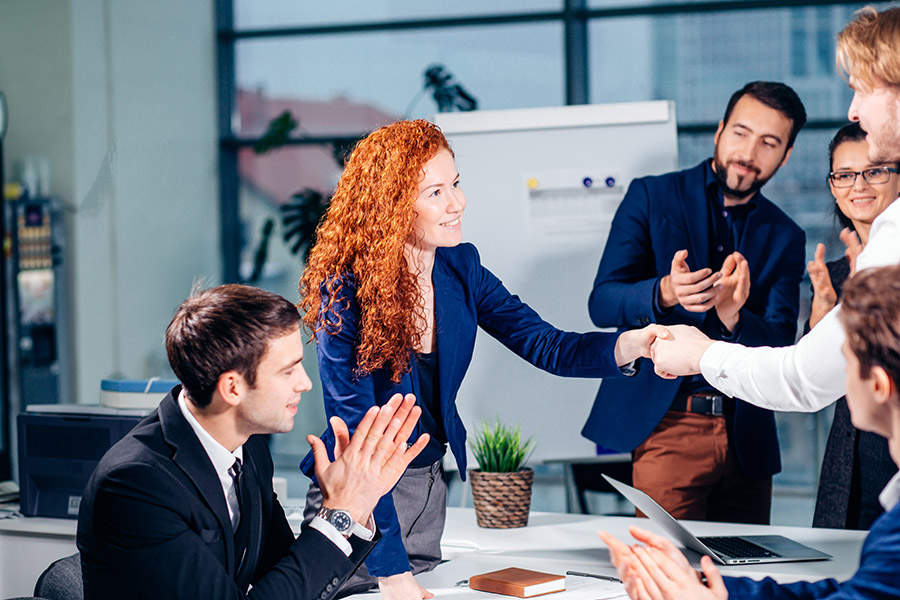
[600,265,900,599]
[77,284,428,600]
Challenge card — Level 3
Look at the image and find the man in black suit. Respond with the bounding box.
[77,284,429,600]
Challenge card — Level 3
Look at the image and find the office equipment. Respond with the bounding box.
[469,567,566,597]
[434,103,678,466]
[603,475,832,565]
[565,571,621,584]
[17,405,149,518]
[101,378,177,409]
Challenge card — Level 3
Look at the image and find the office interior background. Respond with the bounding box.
[1,0,895,521]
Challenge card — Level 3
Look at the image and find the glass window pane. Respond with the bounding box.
[588,5,878,123]
[233,24,564,137]
[234,0,561,30]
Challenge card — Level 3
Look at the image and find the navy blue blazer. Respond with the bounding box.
[723,490,900,599]
[582,161,805,479]
[78,387,376,600]
[301,242,625,577]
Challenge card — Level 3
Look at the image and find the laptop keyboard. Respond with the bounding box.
[698,537,781,559]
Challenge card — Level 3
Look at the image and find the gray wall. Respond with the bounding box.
[1,0,221,405]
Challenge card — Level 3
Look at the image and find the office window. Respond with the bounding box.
[234,0,561,30]
[219,0,887,506]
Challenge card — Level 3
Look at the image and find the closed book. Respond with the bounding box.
[469,567,566,598]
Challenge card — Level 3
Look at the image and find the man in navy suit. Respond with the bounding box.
[77,284,428,600]
[583,82,807,524]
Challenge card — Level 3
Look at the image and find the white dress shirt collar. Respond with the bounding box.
[879,470,900,512]
[178,389,243,528]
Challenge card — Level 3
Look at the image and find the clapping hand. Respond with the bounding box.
[807,243,837,329]
[308,393,429,525]
[713,252,750,332]
[659,250,721,312]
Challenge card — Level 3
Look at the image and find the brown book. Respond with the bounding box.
[468,567,566,598]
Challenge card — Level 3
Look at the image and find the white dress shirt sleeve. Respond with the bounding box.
[698,199,900,412]
[308,515,376,557]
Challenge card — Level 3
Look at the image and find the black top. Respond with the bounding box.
[409,351,447,467]
[807,256,898,530]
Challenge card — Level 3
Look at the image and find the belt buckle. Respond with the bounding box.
[710,395,724,416]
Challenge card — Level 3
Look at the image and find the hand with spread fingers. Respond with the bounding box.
[599,527,728,600]
[807,243,838,329]
[308,393,429,525]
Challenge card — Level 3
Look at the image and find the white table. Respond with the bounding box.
[402,508,867,600]
[0,505,866,599]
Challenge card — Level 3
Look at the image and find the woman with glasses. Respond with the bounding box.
[807,122,899,530]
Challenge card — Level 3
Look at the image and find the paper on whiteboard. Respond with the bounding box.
[525,169,625,245]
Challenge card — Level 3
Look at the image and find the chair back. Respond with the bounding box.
[33,553,83,600]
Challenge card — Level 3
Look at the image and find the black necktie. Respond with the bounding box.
[229,458,249,572]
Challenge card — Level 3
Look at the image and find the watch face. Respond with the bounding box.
[330,510,352,532]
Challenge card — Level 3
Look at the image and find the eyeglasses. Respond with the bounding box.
[828,166,899,188]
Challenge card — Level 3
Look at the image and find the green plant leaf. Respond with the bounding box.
[469,418,536,472]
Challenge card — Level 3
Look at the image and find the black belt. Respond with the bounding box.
[670,393,727,416]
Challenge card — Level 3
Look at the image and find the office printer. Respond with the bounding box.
[17,404,152,519]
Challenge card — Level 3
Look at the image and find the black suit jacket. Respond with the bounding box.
[77,386,377,599]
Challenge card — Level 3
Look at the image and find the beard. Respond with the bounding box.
[864,113,900,164]
[712,154,775,201]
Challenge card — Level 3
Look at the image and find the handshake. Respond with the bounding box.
[614,324,715,379]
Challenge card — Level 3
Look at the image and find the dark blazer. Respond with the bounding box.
[806,257,898,529]
[77,386,377,600]
[723,490,900,599]
[582,161,806,479]
[301,242,625,577]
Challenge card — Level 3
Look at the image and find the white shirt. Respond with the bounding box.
[177,390,374,556]
[178,390,243,529]
[880,471,900,512]
[699,199,900,412]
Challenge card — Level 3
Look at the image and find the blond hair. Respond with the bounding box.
[837,6,900,89]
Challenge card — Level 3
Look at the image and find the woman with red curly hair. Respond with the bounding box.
[298,119,665,600]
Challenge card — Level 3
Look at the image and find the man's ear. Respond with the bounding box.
[216,371,246,408]
[870,365,895,407]
[713,120,724,147]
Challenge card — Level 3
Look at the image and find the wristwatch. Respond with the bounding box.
[316,506,355,535]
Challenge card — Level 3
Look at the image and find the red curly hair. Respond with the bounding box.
[299,119,452,382]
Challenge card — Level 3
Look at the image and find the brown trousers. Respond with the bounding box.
[632,410,772,524]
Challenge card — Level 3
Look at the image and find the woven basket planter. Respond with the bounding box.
[469,467,534,528]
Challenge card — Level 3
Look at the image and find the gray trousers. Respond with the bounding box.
[303,460,448,597]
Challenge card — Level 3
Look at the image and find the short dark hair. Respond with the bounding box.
[165,284,301,408]
[839,265,900,387]
[722,81,807,149]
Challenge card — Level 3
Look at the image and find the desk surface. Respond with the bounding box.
[400,508,867,600]
[0,505,866,598]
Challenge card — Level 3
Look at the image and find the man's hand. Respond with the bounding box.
[808,243,837,329]
[840,227,863,275]
[378,571,434,600]
[659,250,721,312]
[307,393,429,525]
[713,252,750,333]
[615,325,671,367]
[648,324,713,378]
[599,528,728,600]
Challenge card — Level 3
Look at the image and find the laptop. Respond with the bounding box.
[602,475,832,565]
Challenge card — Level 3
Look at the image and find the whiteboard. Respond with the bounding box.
[433,102,678,467]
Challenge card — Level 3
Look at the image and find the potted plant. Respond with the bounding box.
[468,419,536,528]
